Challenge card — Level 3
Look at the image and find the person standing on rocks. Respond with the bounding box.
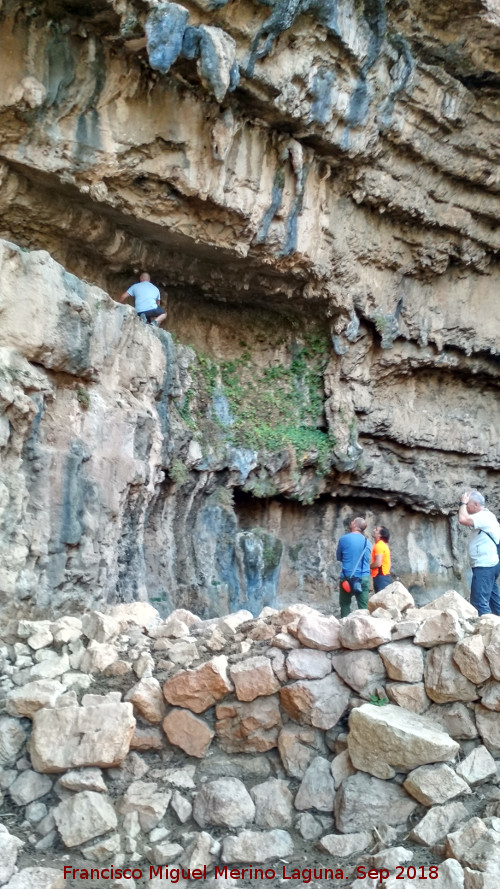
[336,517,372,618]
[119,272,167,326]
[458,490,500,616]
[370,525,392,592]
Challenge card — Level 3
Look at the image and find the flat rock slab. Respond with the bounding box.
[335,773,418,833]
[348,703,459,779]
[3,868,65,889]
[403,763,470,806]
[221,829,293,863]
[409,801,468,846]
[30,699,135,773]
[53,790,117,847]
[339,615,393,650]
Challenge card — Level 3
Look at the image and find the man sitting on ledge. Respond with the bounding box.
[119,272,167,326]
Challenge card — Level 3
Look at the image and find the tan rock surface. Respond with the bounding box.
[379,641,424,682]
[29,699,135,773]
[332,649,386,696]
[425,645,479,704]
[162,656,233,713]
[215,695,281,753]
[279,673,350,730]
[335,773,418,833]
[348,703,459,779]
[295,613,341,651]
[162,708,214,757]
[125,678,166,724]
[53,791,117,847]
[367,583,415,614]
[229,656,280,701]
[414,612,464,648]
[339,615,393,650]
[454,636,492,685]
[386,682,431,714]
[403,763,470,806]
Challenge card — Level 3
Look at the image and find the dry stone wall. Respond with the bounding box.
[1,587,500,887]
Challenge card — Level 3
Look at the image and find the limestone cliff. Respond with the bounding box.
[0,0,499,618]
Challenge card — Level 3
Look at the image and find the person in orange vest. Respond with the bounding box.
[370,525,392,592]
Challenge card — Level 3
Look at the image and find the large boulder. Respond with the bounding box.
[424,645,479,703]
[162,656,233,713]
[215,696,281,753]
[347,703,459,779]
[279,673,350,730]
[335,773,418,833]
[53,791,117,847]
[29,696,135,773]
[193,778,255,829]
[229,656,280,701]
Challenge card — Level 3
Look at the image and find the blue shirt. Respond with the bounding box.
[336,532,372,578]
[127,281,160,313]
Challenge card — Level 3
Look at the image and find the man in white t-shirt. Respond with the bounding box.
[119,272,167,326]
[458,489,500,616]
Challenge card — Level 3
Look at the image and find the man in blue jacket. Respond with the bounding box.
[336,517,372,618]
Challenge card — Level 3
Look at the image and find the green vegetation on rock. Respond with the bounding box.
[174,330,336,483]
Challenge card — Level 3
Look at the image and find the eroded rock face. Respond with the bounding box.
[0,0,499,621]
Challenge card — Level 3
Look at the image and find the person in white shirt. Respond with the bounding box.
[458,489,500,616]
[119,272,167,326]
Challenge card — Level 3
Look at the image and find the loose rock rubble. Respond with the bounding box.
[1,585,500,888]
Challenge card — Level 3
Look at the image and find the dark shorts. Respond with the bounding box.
[139,307,163,321]
[373,573,392,592]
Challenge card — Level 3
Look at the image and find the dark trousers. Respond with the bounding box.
[373,573,392,593]
[339,576,370,618]
[471,565,500,616]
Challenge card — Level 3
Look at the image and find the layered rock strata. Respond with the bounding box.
[0,0,499,619]
[1,240,499,618]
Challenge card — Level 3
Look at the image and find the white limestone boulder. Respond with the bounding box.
[403,763,470,806]
[193,778,255,829]
[53,791,117,847]
[348,703,459,779]
[29,696,135,772]
[424,644,479,703]
[339,614,393,650]
[367,582,414,614]
[295,613,341,650]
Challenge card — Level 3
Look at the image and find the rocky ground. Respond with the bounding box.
[1,585,500,889]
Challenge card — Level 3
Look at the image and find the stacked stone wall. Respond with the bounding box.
[1,586,500,887]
